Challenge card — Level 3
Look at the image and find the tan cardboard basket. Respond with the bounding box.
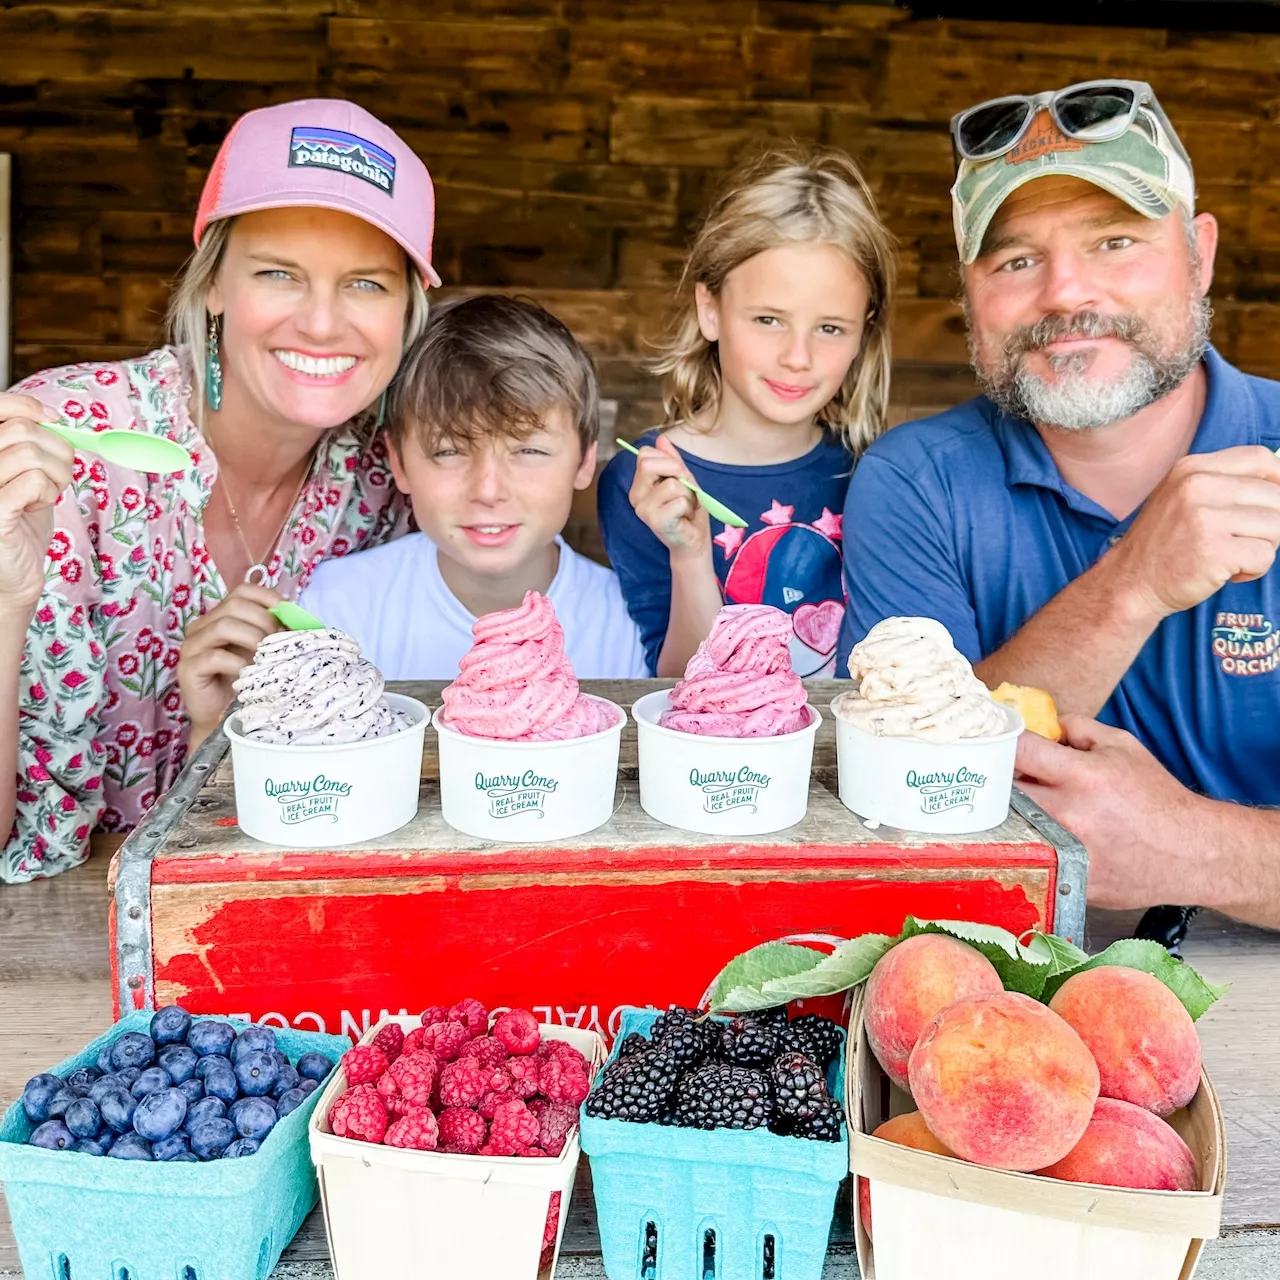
[845,987,1226,1280]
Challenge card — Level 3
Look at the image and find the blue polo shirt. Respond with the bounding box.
[838,348,1280,806]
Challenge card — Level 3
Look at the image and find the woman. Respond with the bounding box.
[0,99,440,881]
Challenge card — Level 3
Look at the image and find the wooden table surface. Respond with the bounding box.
[2,848,1278,1276]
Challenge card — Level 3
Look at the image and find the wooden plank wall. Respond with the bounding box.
[5,2,1279,553]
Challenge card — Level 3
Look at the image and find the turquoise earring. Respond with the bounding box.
[375,389,387,428]
[206,313,223,413]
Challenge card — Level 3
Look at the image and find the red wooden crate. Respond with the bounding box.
[111,681,1085,1044]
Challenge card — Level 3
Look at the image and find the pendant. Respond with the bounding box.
[244,562,271,586]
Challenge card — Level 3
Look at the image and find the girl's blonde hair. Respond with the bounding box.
[655,146,896,456]
[166,217,431,436]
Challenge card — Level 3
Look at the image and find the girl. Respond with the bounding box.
[597,147,895,677]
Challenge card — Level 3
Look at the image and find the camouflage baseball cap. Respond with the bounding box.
[952,104,1196,265]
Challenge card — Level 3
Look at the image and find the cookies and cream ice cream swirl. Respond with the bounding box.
[834,616,1007,742]
[233,629,407,745]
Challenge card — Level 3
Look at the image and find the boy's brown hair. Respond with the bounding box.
[386,294,599,455]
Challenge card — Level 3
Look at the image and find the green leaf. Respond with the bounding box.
[914,918,1034,962]
[707,941,826,1013]
[1024,930,1090,975]
[1038,939,1230,1021]
[900,917,1053,999]
[757,934,896,1002]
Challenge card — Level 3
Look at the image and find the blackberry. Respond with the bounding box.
[675,1064,773,1131]
[615,1033,649,1059]
[584,1048,682,1123]
[793,1095,844,1142]
[770,1052,829,1124]
[717,1016,780,1068]
[779,1015,844,1069]
[649,1005,702,1042]
[752,1006,791,1027]
[650,1007,713,1067]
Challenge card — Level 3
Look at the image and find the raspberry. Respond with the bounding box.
[421,1022,469,1063]
[388,1051,437,1108]
[460,1036,508,1070]
[342,1045,389,1087]
[328,1084,388,1143]
[438,1105,487,1154]
[385,1108,439,1150]
[420,1005,450,1028]
[370,1022,405,1064]
[506,1056,540,1099]
[493,1009,540,1056]
[542,1190,562,1266]
[448,998,490,1038]
[539,1055,591,1105]
[375,1074,410,1117]
[402,1026,428,1056]
[438,1057,488,1108]
[529,1098,578,1156]
[488,1098,540,1154]
[477,1090,505,1120]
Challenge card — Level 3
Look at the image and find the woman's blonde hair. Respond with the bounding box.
[166,217,431,436]
[655,146,896,456]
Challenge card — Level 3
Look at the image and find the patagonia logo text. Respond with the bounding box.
[289,127,396,195]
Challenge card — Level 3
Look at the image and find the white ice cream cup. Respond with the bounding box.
[224,693,429,847]
[832,698,1024,834]
[631,689,820,836]
[432,696,625,842]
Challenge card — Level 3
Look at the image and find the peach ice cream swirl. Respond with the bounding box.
[440,591,612,741]
[660,604,810,737]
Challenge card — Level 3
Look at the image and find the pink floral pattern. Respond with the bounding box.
[4,347,409,882]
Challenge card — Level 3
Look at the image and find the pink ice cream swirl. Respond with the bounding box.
[660,604,810,738]
[440,591,614,741]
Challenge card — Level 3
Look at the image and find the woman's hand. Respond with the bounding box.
[626,436,711,561]
[178,583,283,749]
[0,395,73,622]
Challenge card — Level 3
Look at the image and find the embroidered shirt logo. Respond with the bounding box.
[1212,612,1278,675]
[689,765,771,815]
[476,769,558,819]
[265,774,353,825]
[289,127,396,195]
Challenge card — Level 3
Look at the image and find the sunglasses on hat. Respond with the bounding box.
[950,79,1190,169]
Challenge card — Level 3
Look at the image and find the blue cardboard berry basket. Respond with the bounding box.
[0,1011,348,1280]
[580,1008,848,1280]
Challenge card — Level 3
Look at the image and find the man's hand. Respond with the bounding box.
[1108,445,1280,621]
[1014,715,1210,910]
[626,436,712,561]
[177,584,282,749]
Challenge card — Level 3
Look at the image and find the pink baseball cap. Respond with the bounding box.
[194,98,441,287]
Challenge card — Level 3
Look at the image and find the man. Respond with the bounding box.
[838,81,1280,931]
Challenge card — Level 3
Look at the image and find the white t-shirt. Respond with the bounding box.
[298,533,649,681]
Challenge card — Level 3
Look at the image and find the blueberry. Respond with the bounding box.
[29,1120,74,1150]
[89,1074,126,1107]
[150,1005,193,1047]
[275,1088,309,1118]
[65,1066,103,1096]
[157,1044,198,1085]
[186,1021,235,1058]
[108,1133,154,1161]
[297,1078,319,1096]
[72,1137,110,1156]
[223,1137,260,1158]
[46,1089,78,1120]
[203,1062,238,1104]
[188,1117,236,1161]
[271,1065,300,1098]
[152,1133,192,1161]
[97,1129,116,1151]
[182,1097,226,1133]
[110,1032,156,1072]
[63,1098,103,1139]
[177,1079,205,1104]
[98,1088,138,1134]
[170,1152,200,1162]
[228,1096,276,1143]
[273,1050,292,1071]
[231,1026,277,1065]
[296,1053,333,1082]
[131,1066,173,1099]
[234,1050,279,1098]
[194,1054,232,1082]
[22,1074,67,1124]
[96,1044,116,1075]
[115,1066,142,1090]
[134,1088,188,1142]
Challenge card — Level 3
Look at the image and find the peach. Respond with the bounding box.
[1048,965,1201,1117]
[1038,1096,1198,1191]
[908,990,1099,1171]
[858,1111,955,1240]
[864,934,1003,1089]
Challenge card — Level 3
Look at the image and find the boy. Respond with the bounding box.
[299,295,647,678]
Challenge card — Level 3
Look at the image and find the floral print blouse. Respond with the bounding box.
[4,346,409,882]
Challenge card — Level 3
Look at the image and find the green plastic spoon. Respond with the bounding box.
[269,601,328,631]
[614,438,748,528]
[41,422,192,474]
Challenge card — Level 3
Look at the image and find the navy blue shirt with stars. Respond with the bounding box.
[598,430,853,676]
[837,347,1280,806]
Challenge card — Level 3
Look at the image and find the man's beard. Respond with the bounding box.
[969,299,1212,431]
